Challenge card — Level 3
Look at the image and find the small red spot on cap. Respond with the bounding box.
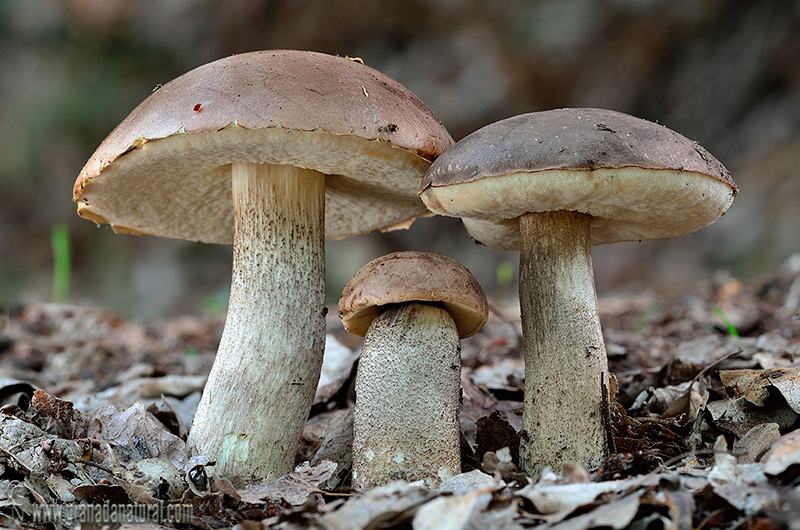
[193,103,202,112]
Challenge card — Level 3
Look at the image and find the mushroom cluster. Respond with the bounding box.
[73,50,453,482]
[75,50,737,487]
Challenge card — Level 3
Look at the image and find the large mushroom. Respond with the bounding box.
[73,50,453,482]
[419,108,737,474]
[339,251,488,490]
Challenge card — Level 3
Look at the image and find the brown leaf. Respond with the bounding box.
[661,382,704,424]
[319,481,434,530]
[720,367,800,412]
[659,483,695,530]
[459,371,522,449]
[72,483,130,504]
[708,438,777,513]
[764,430,800,476]
[707,397,798,437]
[548,489,644,530]
[26,389,78,438]
[309,408,353,490]
[147,396,188,440]
[732,423,781,463]
[237,460,337,505]
[85,403,187,471]
[437,469,503,493]
[475,411,519,465]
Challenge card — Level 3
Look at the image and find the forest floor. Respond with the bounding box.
[1,255,800,529]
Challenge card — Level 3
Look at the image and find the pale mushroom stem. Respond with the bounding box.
[188,162,327,482]
[353,302,461,490]
[517,210,609,474]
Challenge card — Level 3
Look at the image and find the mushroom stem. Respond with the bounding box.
[188,162,326,482]
[353,302,461,490]
[517,210,608,474]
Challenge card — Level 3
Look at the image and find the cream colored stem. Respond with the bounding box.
[188,163,326,483]
[353,303,461,490]
[517,210,608,474]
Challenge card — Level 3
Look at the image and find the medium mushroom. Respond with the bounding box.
[338,251,488,490]
[73,50,453,482]
[419,108,737,474]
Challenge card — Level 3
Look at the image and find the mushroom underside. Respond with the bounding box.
[75,126,431,243]
[420,167,736,250]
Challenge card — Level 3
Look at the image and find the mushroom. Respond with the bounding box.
[73,50,454,482]
[419,108,737,474]
[338,251,488,490]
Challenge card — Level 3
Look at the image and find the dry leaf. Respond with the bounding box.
[656,483,695,530]
[437,469,503,494]
[706,437,780,514]
[720,368,800,412]
[412,487,494,530]
[706,396,797,437]
[764,430,800,476]
[732,423,781,463]
[112,374,207,404]
[72,483,130,504]
[470,358,525,393]
[147,396,188,439]
[237,460,337,505]
[314,335,359,404]
[85,403,187,471]
[320,481,434,530]
[475,411,520,466]
[0,379,36,406]
[547,489,643,530]
[310,408,354,490]
[518,477,641,516]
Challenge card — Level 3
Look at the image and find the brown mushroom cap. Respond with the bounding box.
[339,251,488,339]
[420,108,737,250]
[73,50,454,243]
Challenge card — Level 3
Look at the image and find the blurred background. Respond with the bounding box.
[1,0,799,318]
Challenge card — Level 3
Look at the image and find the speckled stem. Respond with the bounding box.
[352,302,461,490]
[188,162,326,483]
[517,210,608,475]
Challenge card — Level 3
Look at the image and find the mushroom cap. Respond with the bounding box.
[73,50,454,242]
[420,108,737,250]
[339,251,488,339]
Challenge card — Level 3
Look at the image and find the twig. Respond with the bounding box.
[601,374,616,454]
[76,457,114,474]
[692,348,744,385]
[317,489,354,498]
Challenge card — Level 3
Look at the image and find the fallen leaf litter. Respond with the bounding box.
[0,258,799,528]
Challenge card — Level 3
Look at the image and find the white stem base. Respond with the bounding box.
[188,162,326,483]
[353,303,462,490]
[518,210,608,474]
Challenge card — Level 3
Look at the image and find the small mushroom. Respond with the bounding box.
[339,251,488,490]
[419,108,737,474]
[73,50,453,482]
